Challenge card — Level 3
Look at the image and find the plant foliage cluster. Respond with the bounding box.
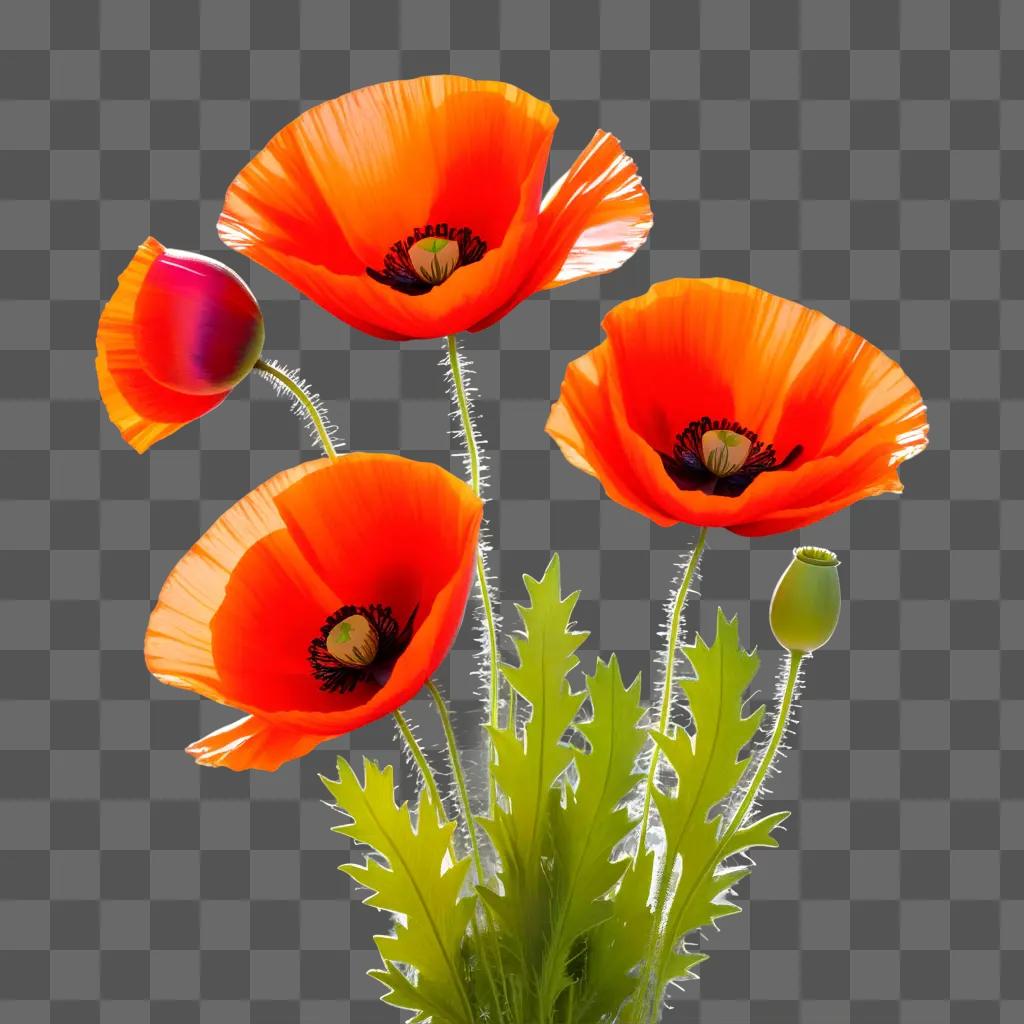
[323,557,786,1024]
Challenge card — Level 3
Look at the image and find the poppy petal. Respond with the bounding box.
[601,278,774,454]
[272,453,483,618]
[218,75,559,340]
[546,341,693,527]
[260,453,483,733]
[470,132,651,335]
[272,526,480,737]
[186,714,324,772]
[216,218,542,342]
[145,454,482,761]
[602,278,926,465]
[548,278,927,536]
[219,77,651,341]
[145,459,335,713]
[96,238,228,452]
[539,130,653,289]
[220,75,555,266]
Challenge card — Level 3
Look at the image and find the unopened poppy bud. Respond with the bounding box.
[134,248,265,395]
[769,546,842,655]
[96,237,268,454]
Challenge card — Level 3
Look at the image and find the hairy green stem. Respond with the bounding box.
[636,652,804,1024]
[444,336,502,781]
[393,708,445,820]
[426,680,510,1017]
[718,652,803,849]
[445,335,482,496]
[254,358,337,459]
[427,681,485,881]
[635,527,708,858]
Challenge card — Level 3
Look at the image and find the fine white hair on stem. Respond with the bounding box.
[395,711,442,791]
[440,345,489,495]
[255,358,343,458]
[627,544,704,857]
[651,655,803,1008]
[439,345,507,748]
[722,653,805,834]
[655,547,704,733]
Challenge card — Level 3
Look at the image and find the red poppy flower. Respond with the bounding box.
[217,75,652,341]
[546,278,928,537]
[96,237,265,453]
[144,453,482,771]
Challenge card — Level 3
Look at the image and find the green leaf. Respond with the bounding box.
[322,756,476,1024]
[574,847,657,1023]
[540,656,647,1019]
[635,608,789,1018]
[479,555,588,1005]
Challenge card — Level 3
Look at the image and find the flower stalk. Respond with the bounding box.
[630,655,806,1024]
[427,680,512,1019]
[255,357,340,460]
[444,336,503,752]
[393,707,445,820]
[635,526,708,858]
[427,680,486,882]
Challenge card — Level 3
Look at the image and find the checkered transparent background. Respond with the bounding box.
[1,1,1021,1021]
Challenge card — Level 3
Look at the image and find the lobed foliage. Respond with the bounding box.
[323,556,788,1024]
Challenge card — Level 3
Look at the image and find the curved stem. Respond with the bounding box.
[426,680,511,1017]
[394,708,444,820]
[475,550,501,731]
[637,652,804,1024]
[635,526,708,858]
[719,652,803,845]
[254,358,338,460]
[427,680,486,884]
[446,336,482,495]
[444,336,502,774]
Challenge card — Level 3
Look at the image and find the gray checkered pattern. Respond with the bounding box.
[1,1,1018,1021]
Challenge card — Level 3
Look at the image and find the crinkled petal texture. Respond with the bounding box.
[96,238,229,452]
[218,75,652,341]
[546,278,929,537]
[144,454,483,770]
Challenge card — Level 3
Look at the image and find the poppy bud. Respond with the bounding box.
[769,546,842,655]
[97,237,268,453]
[134,248,265,395]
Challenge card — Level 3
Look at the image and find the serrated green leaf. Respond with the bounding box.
[539,656,647,1019]
[573,847,657,1023]
[478,555,588,1010]
[322,756,476,1024]
[632,608,789,1019]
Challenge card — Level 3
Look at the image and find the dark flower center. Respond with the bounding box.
[660,417,803,498]
[366,222,487,296]
[308,603,416,694]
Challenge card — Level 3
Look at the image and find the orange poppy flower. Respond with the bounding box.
[96,237,265,453]
[144,453,482,771]
[546,278,928,537]
[217,75,652,341]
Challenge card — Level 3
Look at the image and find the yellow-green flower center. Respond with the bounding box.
[409,236,461,285]
[325,613,379,668]
[660,416,804,498]
[366,223,487,297]
[701,429,752,477]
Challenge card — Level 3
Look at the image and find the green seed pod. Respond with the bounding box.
[769,546,842,655]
